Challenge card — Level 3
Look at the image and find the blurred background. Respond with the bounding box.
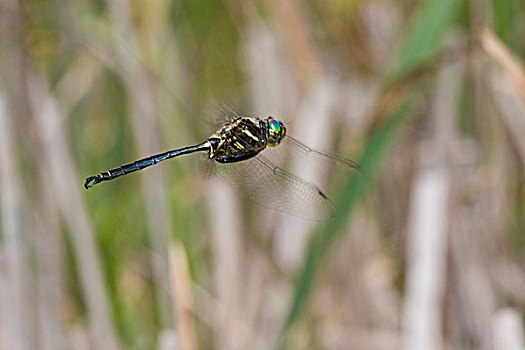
[1,0,525,349]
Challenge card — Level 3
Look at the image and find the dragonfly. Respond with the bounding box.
[84,113,360,221]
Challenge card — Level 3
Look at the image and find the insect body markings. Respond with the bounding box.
[208,116,285,164]
[83,113,357,221]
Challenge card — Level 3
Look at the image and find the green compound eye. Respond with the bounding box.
[269,119,281,134]
[267,118,285,147]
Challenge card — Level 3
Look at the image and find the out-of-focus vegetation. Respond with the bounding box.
[1,0,525,349]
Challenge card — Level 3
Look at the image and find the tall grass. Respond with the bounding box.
[1,0,525,349]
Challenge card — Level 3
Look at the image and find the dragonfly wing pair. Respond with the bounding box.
[211,154,337,221]
[84,112,359,221]
[260,135,360,180]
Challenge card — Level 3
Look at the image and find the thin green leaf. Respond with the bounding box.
[491,0,513,45]
[275,1,463,344]
[276,104,410,349]
[387,0,459,83]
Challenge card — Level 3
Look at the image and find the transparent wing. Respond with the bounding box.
[259,135,360,183]
[212,155,336,221]
[199,153,216,179]
[283,136,360,169]
[204,102,249,132]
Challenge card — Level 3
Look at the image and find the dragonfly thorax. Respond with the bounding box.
[206,116,286,163]
[207,117,268,163]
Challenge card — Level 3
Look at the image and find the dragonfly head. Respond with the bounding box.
[266,117,286,147]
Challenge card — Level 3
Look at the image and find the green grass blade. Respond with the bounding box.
[276,0,463,345]
[387,0,459,83]
[276,104,409,349]
[491,0,513,45]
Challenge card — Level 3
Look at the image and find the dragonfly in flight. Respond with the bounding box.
[84,112,359,221]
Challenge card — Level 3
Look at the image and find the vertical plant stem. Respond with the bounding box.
[0,94,33,350]
[169,243,197,350]
[107,0,174,326]
[28,77,119,350]
[207,181,244,349]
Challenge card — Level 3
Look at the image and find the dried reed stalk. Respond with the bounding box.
[206,180,244,349]
[264,0,322,88]
[193,283,270,350]
[480,28,525,103]
[169,242,197,350]
[0,93,33,350]
[28,77,119,350]
[107,0,174,327]
[33,186,64,350]
[492,308,525,350]
[401,53,461,349]
[402,163,448,350]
